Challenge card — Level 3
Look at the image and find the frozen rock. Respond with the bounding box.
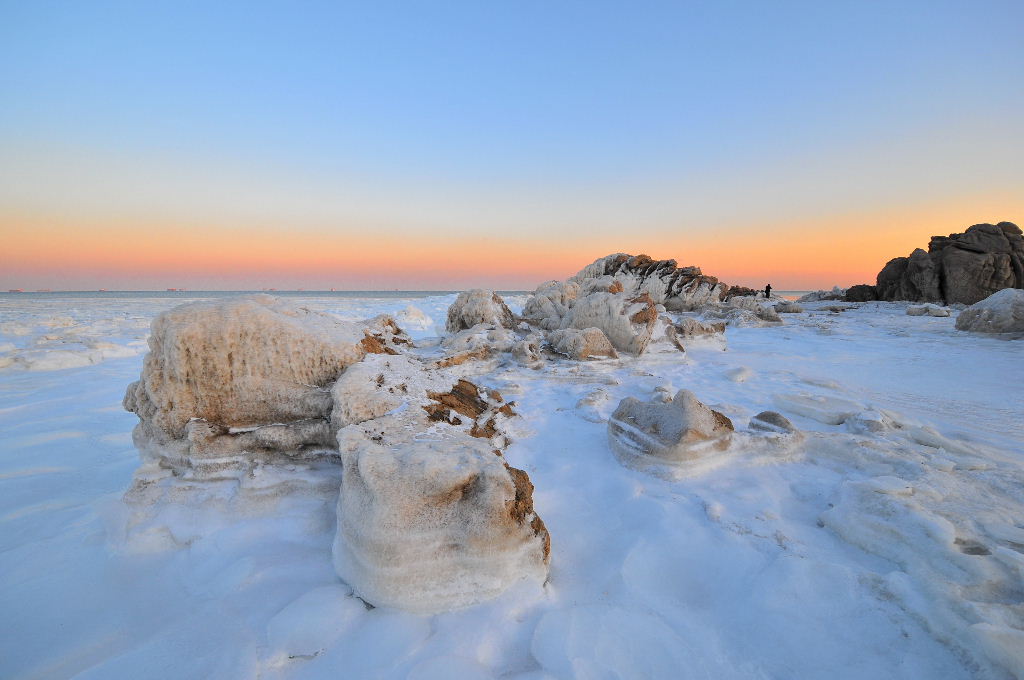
[361,314,415,353]
[797,287,847,302]
[774,301,804,313]
[568,253,727,311]
[511,335,543,364]
[441,323,516,355]
[521,281,580,330]
[749,411,798,434]
[332,434,550,614]
[546,327,618,360]
[124,295,371,439]
[560,291,657,355]
[446,290,514,333]
[608,389,734,470]
[954,288,1024,333]
[906,303,950,317]
[726,295,782,322]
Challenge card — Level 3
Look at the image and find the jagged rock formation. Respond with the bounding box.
[608,389,734,472]
[547,327,618,360]
[955,288,1024,333]
[446,289,515,333]
[332,433,550,615]
[568,254,730,311]
[875,222,1023,305]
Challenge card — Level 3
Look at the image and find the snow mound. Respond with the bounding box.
[955,288,1024,333]
[332,433,549,614]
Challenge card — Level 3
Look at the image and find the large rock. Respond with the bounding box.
[608,389,734,472]
[332,433,550,614]
[568,253,727,311]
[955,288,1024,333]
[446,289,515,333]
[559,291,658,355]
[844,284,878,302]
[547,327,618,360]
[124,295,375,441]
[875,222,1023,305]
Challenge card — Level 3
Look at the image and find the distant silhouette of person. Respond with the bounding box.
[764,283,772,298]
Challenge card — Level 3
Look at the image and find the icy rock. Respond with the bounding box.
[568,253,727,311]
[749,411,798,434]
[521,281,580,330]
[955,288,1024,333]
[797,287,847,302]
[446,289,515,333]
[441,323,516,355]
[560,291,658,355]
[726,295,782,322]
[511,335,543,364]
[361,314,415,353]
[332,434,550,614]
[608,389,734,469]
[670,317,726,338]
[774,301,804,313]
[124,295,371,439]
[906,303,951,317]
[546,327,618,360]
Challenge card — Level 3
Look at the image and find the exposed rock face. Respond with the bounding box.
[547,327,618,360]
[875,222,1023,305]
[123,296,376,469]
[844,284,879,302]
[569,254,727,311]
[608,389,734,472]
[446,290,515,333]
[955,288,1024,333]
[332,434,550,614]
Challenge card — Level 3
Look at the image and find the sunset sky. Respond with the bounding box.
[2,1,1022,291]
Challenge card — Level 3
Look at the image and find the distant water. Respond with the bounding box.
[0,290,525,300]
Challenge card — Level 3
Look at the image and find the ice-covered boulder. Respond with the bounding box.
[124,295,375,440]
[560,291,658,355]
[441,323,516,355]
[797,287,847,303]
[774,301,804,313]
[521,281,580,330]
[608,389,734,471]
[568,254,727,311]
[547,327,618,360]
[955,288,1024,333]
[726,295,782,322]
[446,289,515,333]
[906,303,951,317]
[332,433,550,614]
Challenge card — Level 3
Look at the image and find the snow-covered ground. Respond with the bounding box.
[1,294,1022,679]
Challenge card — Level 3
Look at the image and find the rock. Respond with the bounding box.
[124,295,371,442]
[521,281,580,330]
[726,296,781,322]
[560,291,658,355]
[441,323,515,355]
[955,288,1024,333]
[906,303,951,317]
[511,335,543,363]
[568,254,728,311]
[672,317,726,336]
[797,287,846,302]
[608,389,734,470]
[361,314,415,354]
[844,284,878,302]
[774,301,804,313]
[749,411,798,434]
[547,327,618,360]
[446,289,515,333]
[875,222,1023,305]
[332,434,550,614]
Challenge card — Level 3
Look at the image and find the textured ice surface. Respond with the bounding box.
[1,293,1022,679]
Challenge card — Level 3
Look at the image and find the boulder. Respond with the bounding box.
[906,303,951,317]
[446,289,515,333]
[332,433,550,614]
[560,291,658,355]
[797,287,846,302]
[875,222,1023,305]
[955,288,1024,333]
[521,281,580,330]
[124,295,372,441]
[607,389,734,471]
[547,327,618,360]
[844,284,878,302]
[774,301,804,313]
[568,253,726,311]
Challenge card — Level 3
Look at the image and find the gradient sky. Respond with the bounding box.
[2,0,1022,290]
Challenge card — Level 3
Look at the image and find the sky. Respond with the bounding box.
[1,0,1022,291]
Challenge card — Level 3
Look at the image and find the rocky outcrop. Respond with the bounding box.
[547,327,618,360]
[955,288,1024,333]
[568,254,727,311]
[332,432,549,615]
[875,222,1023,305]
[608,389,734,472]
[844,284,878,302]
[446,289,515,333]
[559,291,658,355]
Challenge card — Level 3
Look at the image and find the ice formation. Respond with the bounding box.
[608,389,734,472]
[332,433,550,614]
[445,289,515,333]
[546,327,618,360]
[955,288,1024,333]
[906,303,951,317]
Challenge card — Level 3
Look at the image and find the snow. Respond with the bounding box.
[1,294,1023,678]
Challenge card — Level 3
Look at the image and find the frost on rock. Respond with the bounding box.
[332,433,550,615]
[954,288,1024,333]
[547,327,618,360]
[123,295,374,441]
[559,291,658,356]
[440,323,515,355]
[608,389,734,473]
[446,289,515,333]
[774,301,804,313]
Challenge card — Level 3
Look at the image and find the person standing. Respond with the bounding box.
[764,283,772,298]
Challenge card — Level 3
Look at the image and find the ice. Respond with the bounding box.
[1,293,1022,678]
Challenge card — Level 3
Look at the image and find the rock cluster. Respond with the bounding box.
[873,222,1023,305]
[446,289,515,333]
